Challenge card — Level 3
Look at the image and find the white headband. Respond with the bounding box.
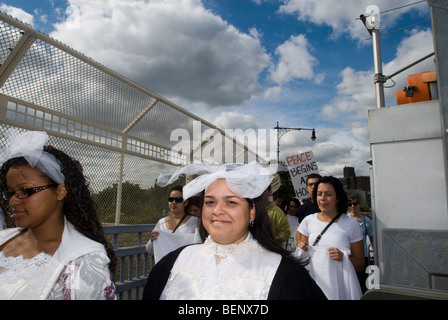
[0,131,65,184]
[156,161,273,200]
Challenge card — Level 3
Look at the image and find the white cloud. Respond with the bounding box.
[319,29,434,124]
[49,0,270,109]
[249,27,262,39]
[213,111,258,131]
[384,28,435,76]
[263,86,282,100]
[320,67,375,122]
[313,27,434,176]
[0,4,34,26]
[33,8,48,24]
[312,128,371,176]
[270,34,324,85]
[276,125,372,176]
[351,122,370,145]
[1,0,432,179]
[278,0,429,43]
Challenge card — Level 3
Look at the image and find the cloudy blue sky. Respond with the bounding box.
[0,0,435,176]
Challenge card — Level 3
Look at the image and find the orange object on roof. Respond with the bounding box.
[396,71,437,105]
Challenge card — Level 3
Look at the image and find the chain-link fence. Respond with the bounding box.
[0,11,262,227]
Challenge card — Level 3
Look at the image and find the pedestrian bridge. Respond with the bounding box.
[0,11,267,301]
[103,223,155,300]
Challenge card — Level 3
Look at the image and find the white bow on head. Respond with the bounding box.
[0,130,65,184]
[156,161,273,200]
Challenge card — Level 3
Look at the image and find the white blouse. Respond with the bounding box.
[296,213,363,300]
[160,233,282,300]
[145,215,201,258]
[0,219,115,300]
[0,252,51,299]
[0,251,114,300]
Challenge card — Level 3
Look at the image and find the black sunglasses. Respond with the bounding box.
[2,184,58,201]
[168,197,184,203]
[348,202,359,206]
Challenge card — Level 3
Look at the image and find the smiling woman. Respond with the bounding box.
[201,179,255,245]
[142,162,327,300]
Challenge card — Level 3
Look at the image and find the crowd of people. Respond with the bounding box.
[143,163,374,300]
[142,162,326,300]
[0,130,374,300]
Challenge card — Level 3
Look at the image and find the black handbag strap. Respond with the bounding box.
[172,213,188,233]
[312,213,342,246]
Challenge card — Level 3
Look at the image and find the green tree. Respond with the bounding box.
[95,177,186,224]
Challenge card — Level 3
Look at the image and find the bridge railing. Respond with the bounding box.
[103,224,155,300]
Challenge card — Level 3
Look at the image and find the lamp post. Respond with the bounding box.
[274,121,316,164]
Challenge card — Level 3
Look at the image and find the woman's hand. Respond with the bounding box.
[150,230,160,241]
[296,241,308,252]
[328,247,343,261]
[296,232,309,252]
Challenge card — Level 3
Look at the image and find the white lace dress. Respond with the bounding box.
[0,251,115,300]
[0,252,51,299]
[0,220,115,300]
[160,233,282,300]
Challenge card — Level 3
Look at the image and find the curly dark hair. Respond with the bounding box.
[0,146,116,273]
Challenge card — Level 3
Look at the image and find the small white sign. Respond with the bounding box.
[285,151,319,200]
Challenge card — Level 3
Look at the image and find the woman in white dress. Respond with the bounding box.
[145,185,201,264]
[142,162,326,300]
[0,130,115,299]
[295,176,364,300]
[286,197,300,226]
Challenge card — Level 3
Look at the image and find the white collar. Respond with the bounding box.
[203,233,264,258]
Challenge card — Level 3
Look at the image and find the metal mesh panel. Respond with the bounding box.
[0,13,267,300]
[0,12,258,226]
[4,99,123,147]
[0,124,179,225]
[1,37,156,131]
[129,101,220,154]
[0,20,23,64]
[130,101,195,147]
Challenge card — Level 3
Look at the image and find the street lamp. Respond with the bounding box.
[274,121,316,164]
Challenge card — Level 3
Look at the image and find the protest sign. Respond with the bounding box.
[285,151,319,200]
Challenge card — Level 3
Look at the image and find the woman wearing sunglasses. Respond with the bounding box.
[145,185,201,263]
[347,195,373,294]
[0,131,115,299]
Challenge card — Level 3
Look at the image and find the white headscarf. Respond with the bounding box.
[0,130,65,184]
[156,161,273,200]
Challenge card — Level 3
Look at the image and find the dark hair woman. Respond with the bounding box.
[0,130,115,300]
[312,176,349,215]
[143,162,326,300]
[145,184,201,264]
[295,175,365,300]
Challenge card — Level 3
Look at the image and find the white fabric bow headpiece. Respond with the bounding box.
[156,161,273,200]
[0,130,65,184]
